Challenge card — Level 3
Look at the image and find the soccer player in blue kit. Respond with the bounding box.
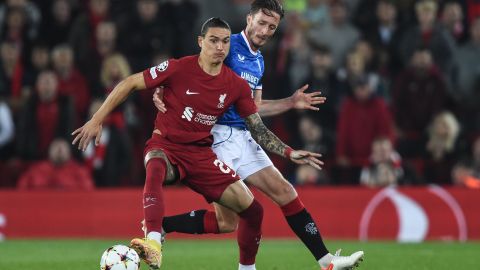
[154,1,364,269]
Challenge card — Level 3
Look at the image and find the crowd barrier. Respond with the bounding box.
[0,186,478,242]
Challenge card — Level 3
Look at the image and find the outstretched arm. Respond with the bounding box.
[72,72,146,151]
[256,84,326,117]
[244,113,323,169]
[152,84,326,116]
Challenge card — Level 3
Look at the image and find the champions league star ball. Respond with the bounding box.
[100,245,140,270]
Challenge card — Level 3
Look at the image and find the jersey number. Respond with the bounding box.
[213,159,237,177]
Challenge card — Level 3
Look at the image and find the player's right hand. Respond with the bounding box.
[71,120,103,151]
[153,88,167,113]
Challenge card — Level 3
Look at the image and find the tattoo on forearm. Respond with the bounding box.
[245,113,288,157]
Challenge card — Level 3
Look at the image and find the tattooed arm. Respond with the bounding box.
[245,113,289,157]
[245,113,324,169]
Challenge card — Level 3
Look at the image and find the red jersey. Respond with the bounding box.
[143,55,257,145]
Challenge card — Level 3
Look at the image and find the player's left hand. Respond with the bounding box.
[71,119,103,151]
[290,150,324,170]
[291,84,326,111]
[153,87,167,113]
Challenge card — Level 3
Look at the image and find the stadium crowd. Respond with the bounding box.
[1,0,480,189]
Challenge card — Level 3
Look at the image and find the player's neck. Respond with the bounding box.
[198,55,223,76]
[243,30,259,52]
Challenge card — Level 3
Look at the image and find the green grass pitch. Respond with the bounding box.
[0,239,478,269]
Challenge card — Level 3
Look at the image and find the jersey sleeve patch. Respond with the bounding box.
[149,60,169,79]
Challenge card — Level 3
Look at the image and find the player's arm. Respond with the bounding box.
[244,113,323,169]
[72,72,146,151]
[256,84,326,117]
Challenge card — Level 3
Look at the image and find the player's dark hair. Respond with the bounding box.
[200,17,231,37]
[250,0,285,19]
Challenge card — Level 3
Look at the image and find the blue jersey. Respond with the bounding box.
[217,31,264,128]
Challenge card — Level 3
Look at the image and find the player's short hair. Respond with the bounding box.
[200,17,231,37]
[250,0,285,19]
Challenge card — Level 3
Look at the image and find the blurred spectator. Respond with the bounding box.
[69,0,111,75]
[423,111,462,184]
[454,17,480,132]
[303,43,343,132]
[160,0,199,57]
[17,138,94,190]
[399,0,456,77]
[22,41,49,94]
[288,25,312,90]
[361,138,400,186]
[294,164,329,185]
[16,70,74,160]
[0,0,41,43]
[51,44,90,123]
[362,0,404,80]
[308,0,360,69]
[337,50,383,98]
[297,114,333,158]
[392,47,449,157]
[301,0,330,29]
[471,136,480,179]
[466,0,480,24]
[452,160,480,189]
[353,40,375,72]
[83,99,132,187]
[335,75,395,184]
[440,1,466,44]
[360,137,402,187]
[196,0,243,33]
[100,53,130,94]
[352,0,378,30]
[40,0,75,48]
[83,20,118,92]
[95,21,116,59]
[0,98,14,160]
[452,136,480,188]
[0,41,25,112]
[118,0,173,71]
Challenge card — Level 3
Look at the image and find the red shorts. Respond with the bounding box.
[144,133,239,202]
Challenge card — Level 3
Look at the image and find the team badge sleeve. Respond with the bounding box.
[142,59,177,89]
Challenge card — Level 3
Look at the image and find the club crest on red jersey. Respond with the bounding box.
[218,93,227,108]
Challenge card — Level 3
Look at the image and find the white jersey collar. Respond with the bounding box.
[241,30,258,56]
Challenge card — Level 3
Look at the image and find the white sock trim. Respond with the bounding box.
[238,263,256,270]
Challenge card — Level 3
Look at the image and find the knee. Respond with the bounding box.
[246,200,264,222]
[217,215,239,233]
[272,179,297,204]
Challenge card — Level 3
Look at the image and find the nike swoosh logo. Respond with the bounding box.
[144,204,155,208]
[186,89,199,95]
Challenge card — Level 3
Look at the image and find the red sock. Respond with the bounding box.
[281,197,305,216]
[203,211,220,234]
[143,158,167,233]
[237,200,263,265]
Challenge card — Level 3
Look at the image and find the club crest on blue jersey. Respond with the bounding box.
[237,54,245,62]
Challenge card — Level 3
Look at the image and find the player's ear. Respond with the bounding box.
[246,13,252,25]
[197,36,203,48]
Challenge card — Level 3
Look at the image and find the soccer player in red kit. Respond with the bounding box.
[72,18,323,269]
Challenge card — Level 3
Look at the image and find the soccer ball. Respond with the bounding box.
[100,244,140,270]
